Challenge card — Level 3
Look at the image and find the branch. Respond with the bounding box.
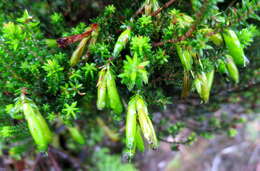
[48,146,84,170]
[132,0,177,18]
[158,137,191,144]
[132,5,145,18]
[30,153,42,171]
[48,148,62,171]
[214,80,260,96]
[151,0,177,16]
[153,0,209,47]
[57,24,98,48]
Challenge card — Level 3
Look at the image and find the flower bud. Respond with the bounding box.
[70,37,89,66]
[223,29,249,67]
[176,45,193,71]
[97,69,107,110]
[136,96,158,149]
[68,126,85,145]
[21,94,53,151]
[126,97,137,150]
[106,68,123,114]
[112,28,131,58]
[225,55,239,83]
[194,72,210,103]
[135,125,145,152]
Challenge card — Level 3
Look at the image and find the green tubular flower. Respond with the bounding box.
[137,108,151,145]
[105,88,111,109]
[217,59,228,74]
[124,143,136,160]
[70,37,90,66]
[144,0,152,15]
[106,68,123,114]
[136,96,158,149]
[223,29,249,67]
[206,69,214,91]
[194,77,201,95]
[126,97,137,150]
[89,27,99,46]
[176,45,193,71]
[152,0,160,11]
[21,94,53,151]
[194,72,210,103]
[210,33,223,46]
[112,27,131,58]
[200,28,223,46]
[68,126,85,145]
[170,9,193,28]
[199,73,209,103]
[96,69,107,110]
[225,55,239,83]
[135,125,145,152]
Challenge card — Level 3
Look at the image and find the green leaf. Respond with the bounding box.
[119,55,149,90]
[62,102,80,120]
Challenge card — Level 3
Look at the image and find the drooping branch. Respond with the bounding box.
[153,0,209,47]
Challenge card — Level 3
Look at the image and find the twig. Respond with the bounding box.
[0,157,4,170]
[31,153,42,171]
[151,0,177,16]
[132,0,177,18]
[151,73,179,84]
[48,146,84,170]
[158,137,190,144]
[225,0,237,12]
[153,0,258,47]
[213,80,260,96]
[2,63,29,84]
[48,148,61,171]
[132,5,145,18]
[198,2,258,41]
[153,0,209,47]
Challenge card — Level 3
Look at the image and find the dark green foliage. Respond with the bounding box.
[0,0,259,169]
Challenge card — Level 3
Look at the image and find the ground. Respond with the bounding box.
[138,110,259,171]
